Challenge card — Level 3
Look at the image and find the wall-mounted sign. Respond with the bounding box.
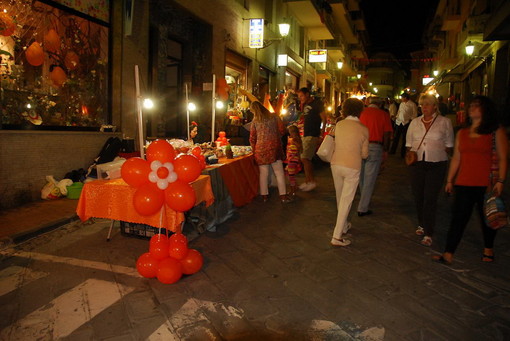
[249,19,264,48]
[422,75,434,85]
[309,49,327,63]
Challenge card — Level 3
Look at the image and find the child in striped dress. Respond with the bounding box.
[286,125,303,197]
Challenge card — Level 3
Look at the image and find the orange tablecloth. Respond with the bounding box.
[209,154,259,207]
[76,175,214,232]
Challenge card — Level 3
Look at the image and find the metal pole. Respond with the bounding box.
[211,74,216,143]
[134,65,145,159]
[185,83,190,141]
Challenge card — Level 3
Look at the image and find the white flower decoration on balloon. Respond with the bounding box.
[148,160,178,190]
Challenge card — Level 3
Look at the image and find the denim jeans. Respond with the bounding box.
[357,144,383,213]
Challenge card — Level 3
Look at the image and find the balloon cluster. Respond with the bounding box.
[122,139,205,284]
[121,140,202,215]
[136,233,203,284]
[216,131,229,146]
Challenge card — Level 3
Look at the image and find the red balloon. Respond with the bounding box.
[169,232,188,245]
[121,157,151,187]
[169,240,189,260]
[157,258,182,284]
[133,183,165,216]
[150,234,168,247]
[180,249,203,275]
[149,238,170,260]
[164,180,196,212]
[198,155,206,170]
[191,146,202,158]
[136,252,159,278]
[173,154,201,183]
[146,140,176,163]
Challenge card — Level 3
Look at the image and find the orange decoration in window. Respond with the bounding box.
[44,29,60,52]
[50,66,67,87]
[25,42,45,66]
[64,51,80,70]
[0,13,15,37]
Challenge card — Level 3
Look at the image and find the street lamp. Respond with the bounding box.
[465,41,475,56]
[337,61,343,69]
[357,74,362,79]
[278,22,290,37]
[433,70,439,77]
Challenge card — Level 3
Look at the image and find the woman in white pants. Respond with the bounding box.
[249,101,291,203]
[329,98,369,246]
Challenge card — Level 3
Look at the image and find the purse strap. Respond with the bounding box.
[415,115,438,151]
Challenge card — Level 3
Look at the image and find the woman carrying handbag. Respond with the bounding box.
[433,95,508,265]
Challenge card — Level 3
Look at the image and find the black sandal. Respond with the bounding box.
[482,254,495,263]
[432,255,452,265]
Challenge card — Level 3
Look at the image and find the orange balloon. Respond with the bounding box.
[121,157,151,187]
[25,42,44,67]
[50,66,67,87]
[146,140,176,163]
[173,154,201,183]
[64,51,80,70]
[136,252,159,278]
[169,233,188,245]
[164,180,196,212]
[157,258,182,284]
[0,13,15,36]
[150,234,168,247]
[168,239,188,260]
[133,183,164,216]
[191,146,202,158]
[149,239,170,260]
[44,29,60,52]
[180,249,203,275]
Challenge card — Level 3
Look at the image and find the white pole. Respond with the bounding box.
[185,83,190,141]
[134,65,145,159]
[211,74,216,143]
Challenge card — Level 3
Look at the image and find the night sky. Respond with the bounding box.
[359,0,439,60]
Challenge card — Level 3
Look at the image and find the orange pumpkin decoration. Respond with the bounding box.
[50,66,67,87]
[44,29,60,52]
[25,42,45,67]
[0,13,15,37]
[64,51,80,70]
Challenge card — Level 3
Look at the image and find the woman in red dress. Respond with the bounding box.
[434,95,508,265]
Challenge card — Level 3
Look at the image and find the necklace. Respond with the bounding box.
[422,116,434,124]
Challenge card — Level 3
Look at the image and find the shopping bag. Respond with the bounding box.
[316,134,335,163]
[483,191,509,230]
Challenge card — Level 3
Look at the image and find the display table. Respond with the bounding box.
[209,154,259,207]
[76,175,214,232]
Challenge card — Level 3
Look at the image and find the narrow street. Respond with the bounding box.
[1,155,509,340]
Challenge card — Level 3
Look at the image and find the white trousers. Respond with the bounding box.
[259,160,287,196]
[331,165,360,240]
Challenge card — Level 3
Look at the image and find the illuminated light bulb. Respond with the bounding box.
[281,108,288,115]
[26,103,32,109]
[216,101,224,109]
[187,102,197,111]
[143,98,154,109]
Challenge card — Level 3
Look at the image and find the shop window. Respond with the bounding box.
[0,0,109,130]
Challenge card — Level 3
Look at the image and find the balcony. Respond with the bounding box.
[284,0,335,40]
[441,14,461,31]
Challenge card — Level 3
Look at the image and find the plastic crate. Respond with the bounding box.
[120,221,168,239]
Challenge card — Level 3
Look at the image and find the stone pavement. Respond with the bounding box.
[0,155,509,340]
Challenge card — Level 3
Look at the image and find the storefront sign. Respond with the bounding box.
[422,75,434,85]
[249,19,264,48]
[309,49,327,63]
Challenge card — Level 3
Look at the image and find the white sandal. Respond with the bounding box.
[415,226,424,236]
[421,236,432,247]
[331,237,351,247]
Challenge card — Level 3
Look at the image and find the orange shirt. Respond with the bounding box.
[359,106,393,142]
[455,128,492,187]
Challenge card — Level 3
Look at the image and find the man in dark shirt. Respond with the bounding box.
[297,87,326,191]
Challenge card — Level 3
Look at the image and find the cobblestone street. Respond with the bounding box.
[1,155,509,340]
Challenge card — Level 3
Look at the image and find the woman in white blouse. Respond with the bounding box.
[406,94,454,246]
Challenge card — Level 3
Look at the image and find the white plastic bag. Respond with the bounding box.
[316,134,335,163]
[41,176,61,200]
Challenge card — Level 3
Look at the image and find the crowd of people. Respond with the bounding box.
[247,88,508,265]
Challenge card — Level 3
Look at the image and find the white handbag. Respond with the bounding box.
[316,129,335,163]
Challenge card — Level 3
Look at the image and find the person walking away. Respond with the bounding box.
[437,95,449,116]
[249,101,292,203]
[388,99,398,130]
[406,94,454,246]
[433,95,508,265]
[357,97,393,217]
[297,87,326,191]
[285,125,303,198]
[390,93,417,157]
[329,98,369,246]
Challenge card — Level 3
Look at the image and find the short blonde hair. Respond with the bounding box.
[418,94,439,114]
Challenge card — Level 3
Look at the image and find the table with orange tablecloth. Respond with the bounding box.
[76,175,214,232]
[205,154,259,207]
